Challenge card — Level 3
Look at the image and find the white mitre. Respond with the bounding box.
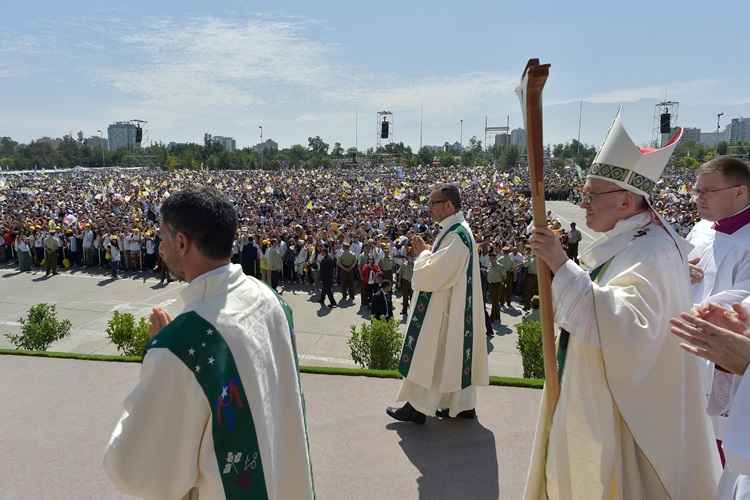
[588,110,682,199]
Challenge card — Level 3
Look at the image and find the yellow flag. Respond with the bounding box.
[513,176,522,185]
[306,200,313,210]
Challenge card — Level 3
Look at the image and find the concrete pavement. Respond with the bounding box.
[0,201,596,379]
[0,265,527,377]
[0,355,541,500]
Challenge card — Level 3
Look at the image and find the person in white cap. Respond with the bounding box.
[526,111,720,499]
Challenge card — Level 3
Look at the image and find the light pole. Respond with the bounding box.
[97,129,105,168]
[459,119,463,148]
[259,125,263,169]
[717,112,724,139]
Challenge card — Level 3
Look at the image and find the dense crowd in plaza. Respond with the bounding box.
[0,162,700,315]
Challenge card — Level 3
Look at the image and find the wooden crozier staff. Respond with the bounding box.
[516,59,558,405]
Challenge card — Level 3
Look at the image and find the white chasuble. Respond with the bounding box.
[524,212,720,500]
[104,264,315,500]
[396,211,488,416]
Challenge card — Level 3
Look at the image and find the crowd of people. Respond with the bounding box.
[0,162,699,312]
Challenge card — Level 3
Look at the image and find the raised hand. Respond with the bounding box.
[670,312,750,375]
[148,307,173,338]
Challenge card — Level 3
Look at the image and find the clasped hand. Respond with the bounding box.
[670,303,750,375]
[148,307,173,338]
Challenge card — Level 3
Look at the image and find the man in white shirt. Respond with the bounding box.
[82,225,94,267]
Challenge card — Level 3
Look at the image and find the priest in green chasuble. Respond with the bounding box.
[104,189,315,500]
[386,183,489,424]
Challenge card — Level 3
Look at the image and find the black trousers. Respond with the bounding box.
[320,281,336,305]
[270,270,281,290]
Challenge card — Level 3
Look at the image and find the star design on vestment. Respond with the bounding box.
[221,386,228,398]
[208,356,215,365]
[195,365,201,373]
[201,342,206,348]
[188,348,195,356]
[151,339,158,345]
[206,328,214,336]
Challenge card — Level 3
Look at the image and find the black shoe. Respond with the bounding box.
[435,408,477,419]
[386,402,426,424]
[330,302,337,307]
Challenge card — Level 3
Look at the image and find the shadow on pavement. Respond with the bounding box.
[388,419,500,500]
[493,323,513,336]
[2,270,26,278]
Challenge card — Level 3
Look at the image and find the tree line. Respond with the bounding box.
[13,132,733,172]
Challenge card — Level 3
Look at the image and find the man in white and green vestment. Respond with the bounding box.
[386,183,489,424]
[104,189,315,500]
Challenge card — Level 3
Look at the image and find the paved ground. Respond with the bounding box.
[0,201,595,378]
[0,355,542,500]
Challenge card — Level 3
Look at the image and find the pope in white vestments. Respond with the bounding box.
[387,183,488,424]
[103,190,315,500]
[526,112,721,499]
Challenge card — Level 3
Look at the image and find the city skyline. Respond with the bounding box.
[2,1,749,150]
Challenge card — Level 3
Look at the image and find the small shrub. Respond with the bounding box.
[5,303,72,351]
[348,318,404,370]
[516,320,545,379]
[106,311,150,357]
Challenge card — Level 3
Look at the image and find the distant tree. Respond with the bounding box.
[0,137,17,156]
[418,146,434,166]
[331,142,344,157]
[308,136,329,155]
[717,141,729,156]
[289,144,308,168]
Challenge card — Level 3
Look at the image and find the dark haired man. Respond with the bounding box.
[387,183,488,424]
[104,189,315,500]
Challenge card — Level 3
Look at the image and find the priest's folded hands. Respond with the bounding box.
[670,303,750,375]
[527,226,569,273]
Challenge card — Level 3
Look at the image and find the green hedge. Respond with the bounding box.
[0,348,543,389]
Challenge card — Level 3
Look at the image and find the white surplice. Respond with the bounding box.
[524,212,721,500]
[688,218,750,443]
[717,370,750,499]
